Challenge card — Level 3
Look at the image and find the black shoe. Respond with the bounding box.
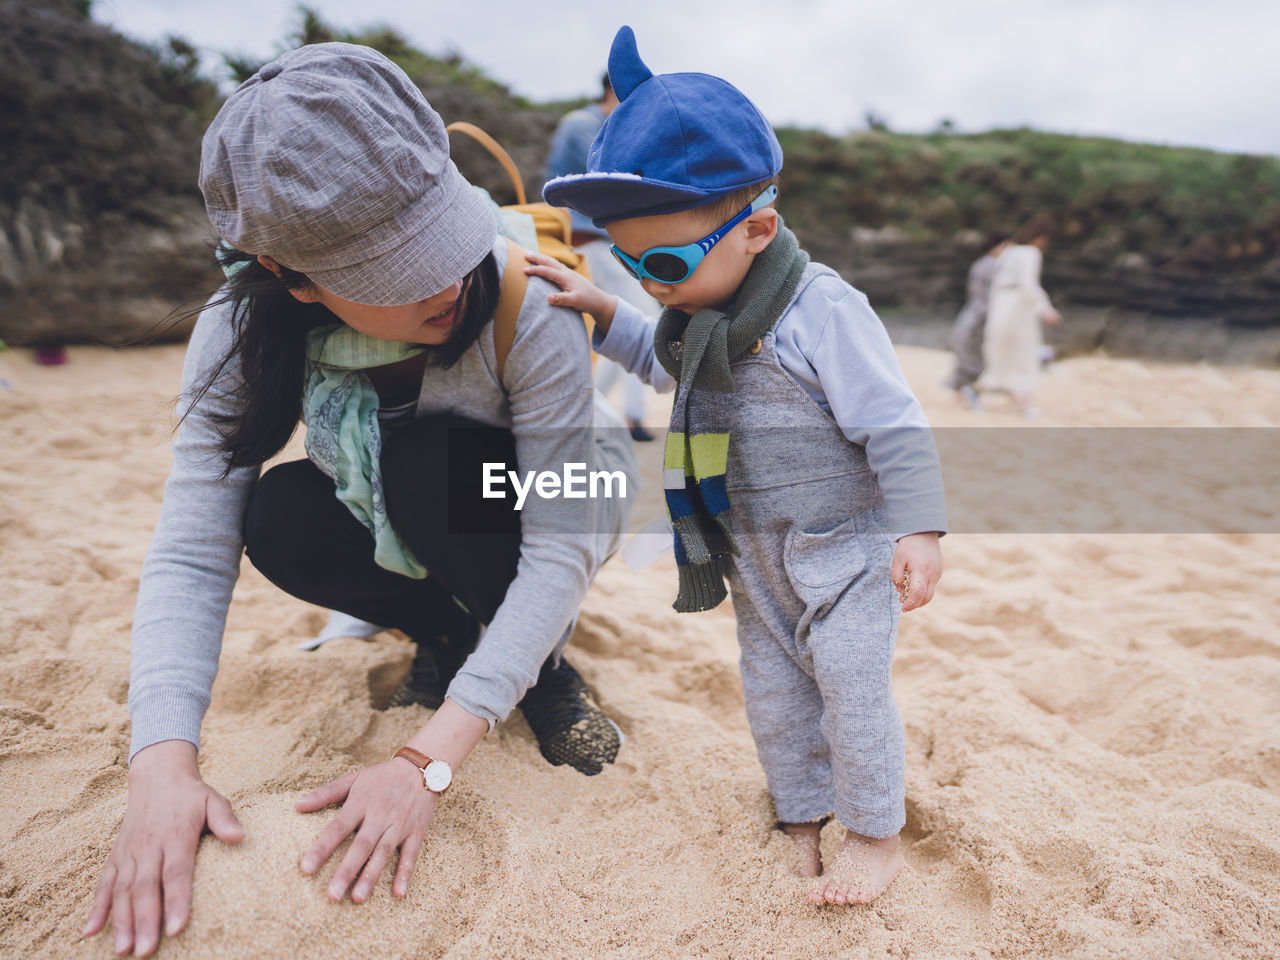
[518,657,621,776]
[628,424,656,443]
[385,615,481,710]
[386,644,448,710]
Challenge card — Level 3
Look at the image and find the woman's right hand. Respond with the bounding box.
[84,739,245,957]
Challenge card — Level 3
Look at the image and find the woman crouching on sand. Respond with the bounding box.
[84,43,635,957]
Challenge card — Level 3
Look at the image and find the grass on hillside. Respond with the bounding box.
[140,6,1280,270]
[777,126,1280,265]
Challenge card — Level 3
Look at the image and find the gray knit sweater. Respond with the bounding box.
[128,237,635,760]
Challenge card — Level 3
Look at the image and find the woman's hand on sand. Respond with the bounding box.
[892,532,943,612]
[296,699,488,902]
[84,739,244,957]
[524,251,619,334]
[295,758,436,902]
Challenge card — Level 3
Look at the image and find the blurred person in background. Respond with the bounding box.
[945,231,1008,409]
[980,214,1061,417]
[544,72,657,442]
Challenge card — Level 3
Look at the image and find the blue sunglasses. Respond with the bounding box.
[609,184,779,285]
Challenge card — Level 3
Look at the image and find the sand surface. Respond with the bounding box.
[1,343,1278,959]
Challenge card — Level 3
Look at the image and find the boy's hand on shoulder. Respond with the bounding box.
[892,532,943,612]
[524,251,618,334]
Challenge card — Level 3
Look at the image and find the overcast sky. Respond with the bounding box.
[91,0,1280,156]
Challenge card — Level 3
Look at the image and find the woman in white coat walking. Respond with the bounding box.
[981,214,1061,416]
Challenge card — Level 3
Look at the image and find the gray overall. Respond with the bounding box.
[723,265,905,838]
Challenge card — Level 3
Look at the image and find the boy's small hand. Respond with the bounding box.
[891,532,943,612]
[524,251,618,334]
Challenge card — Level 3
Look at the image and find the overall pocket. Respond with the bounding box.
[783,518,868,645]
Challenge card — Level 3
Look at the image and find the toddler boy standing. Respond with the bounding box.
[532,26,947,904]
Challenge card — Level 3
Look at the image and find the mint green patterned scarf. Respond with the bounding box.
[302,324,427,578]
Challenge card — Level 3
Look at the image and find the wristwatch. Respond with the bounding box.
[393,747,453,795]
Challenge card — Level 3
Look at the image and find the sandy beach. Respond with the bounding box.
[1,342,1278,959]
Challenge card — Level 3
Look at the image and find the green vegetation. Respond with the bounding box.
[221,8,536,110]
[149,36,223,127]
[776,126,1280,267]
[198,8,1278,272]
[9,2,1274,350]
[209,8,573,204]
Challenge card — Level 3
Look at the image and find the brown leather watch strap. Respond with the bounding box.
[394,747,453,794]
[394,746,432,770]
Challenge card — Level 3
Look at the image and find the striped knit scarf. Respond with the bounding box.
[653,224,808,611]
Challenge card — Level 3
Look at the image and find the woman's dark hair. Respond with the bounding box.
[1012,214,1054,246]
[983,231,1011,253]
[190,246,499,474]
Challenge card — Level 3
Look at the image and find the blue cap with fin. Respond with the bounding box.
[542,26,783,226]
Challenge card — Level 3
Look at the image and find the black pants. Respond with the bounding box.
[243,413,523,653]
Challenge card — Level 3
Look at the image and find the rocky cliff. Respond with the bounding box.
[0,0,217,347]
[2,4,1276,367]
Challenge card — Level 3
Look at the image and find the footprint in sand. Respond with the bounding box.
[894,802,995,933]
[1168,623,1280,660]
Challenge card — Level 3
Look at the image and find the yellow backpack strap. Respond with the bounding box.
[445,122,527,205]
[494,240,528,385]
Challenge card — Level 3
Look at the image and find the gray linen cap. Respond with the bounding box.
[199,43,496,306]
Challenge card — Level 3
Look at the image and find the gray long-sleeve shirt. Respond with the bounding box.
[128,237,634,760]
[595,267,948,540]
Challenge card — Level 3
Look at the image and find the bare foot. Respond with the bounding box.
[807,831,902,905]
[780,821,823,878]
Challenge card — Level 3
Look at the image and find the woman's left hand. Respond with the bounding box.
[295,758,436,902]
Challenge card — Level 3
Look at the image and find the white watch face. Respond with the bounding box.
[422,759,453,793]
